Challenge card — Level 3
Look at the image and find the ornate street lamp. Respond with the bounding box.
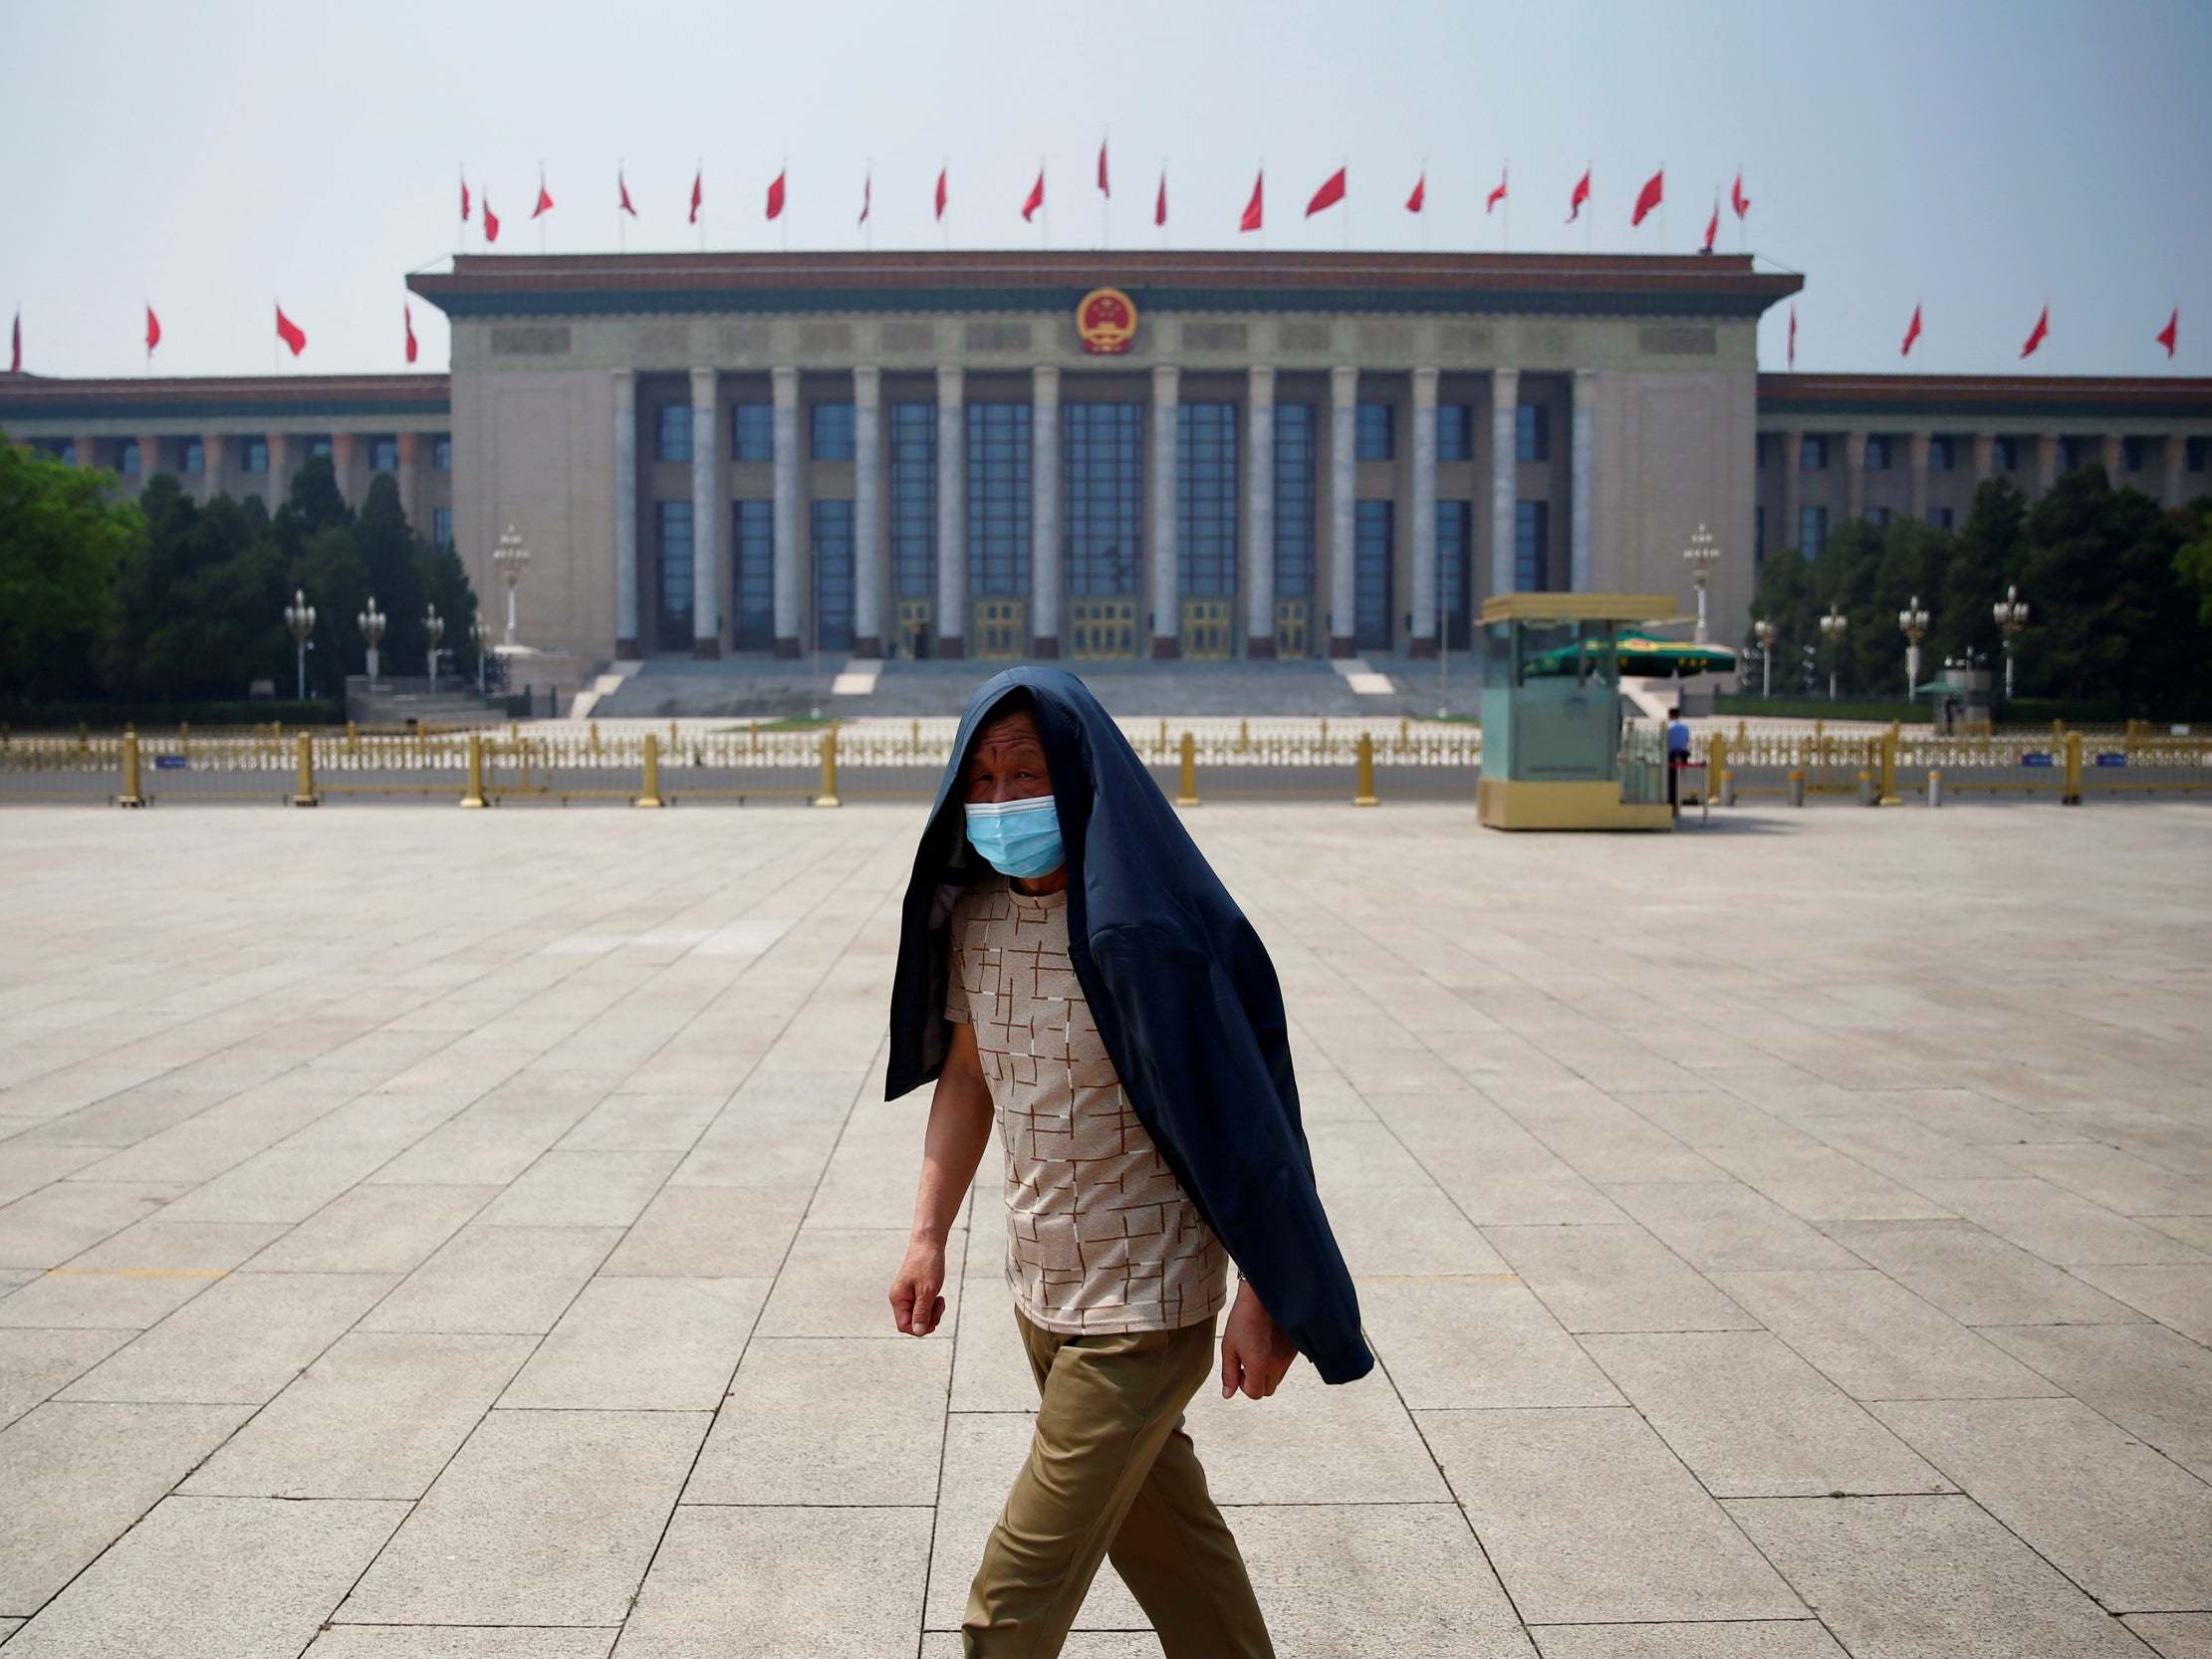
[358,595,387,689]
[283,588,316,702]
[1897,593,1930,702]
[1818,604,1848,702]
[470,616,490,696]
[1993,584,2030,704]
[1753,618,1778,699]
[1682,523,1721,644]
[424,603,444,694]
[493,524,530,646]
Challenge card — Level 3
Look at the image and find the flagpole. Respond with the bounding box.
[538,160,547,254]
[1102,128,1109,251]
[1343,157,1352,252]
[941,156,949,252]
[1587,160,1594,254]
[698,156,706,253]
[1041,156,1049,251]
[1502,160,1510,253]
[1420,156,1429,251]
[864,158,873,251]
[781,157,790,253]
[617,159,626,253]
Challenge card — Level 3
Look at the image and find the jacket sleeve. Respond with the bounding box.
[1090,923,1374,1384]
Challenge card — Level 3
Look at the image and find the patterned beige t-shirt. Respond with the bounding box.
[946,875,1228,1334]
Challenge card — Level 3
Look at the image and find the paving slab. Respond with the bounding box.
[1695,1141,1954,1222]
[757,1225,962,1337]
[2067,1262,2212,1343]
[1324,1183,1510,1276]
[1360,1276,1623,1409]
[500,1275,766,1410]
[557,1090,726,1151]
[1483,1222,1763,1333]
[599,1183,811,1278]
[4,1494,403,1657]
[2121,1614,2212,1659]
[1978,1320,2212,1478]
[0,1325,133,1429]
[688,1333,950,1504]
[358,1224,617,1334]
[0,1179,194,1271]
[1531,1623,1847,1659]
[304,1630,617,1658]
[1818,1218,2148,1326]
[1910,1176,2209,1266]
[1992,1142,2212,1216]
[339,1408,708,1626]
[1601,1181,1864,1273]
[157,1143,393,1224]
[0,1143,109,1205]
[1188,1345,1450,1504]
[240,1182,496,1274]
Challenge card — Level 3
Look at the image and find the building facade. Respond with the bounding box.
[5,251,2209,677]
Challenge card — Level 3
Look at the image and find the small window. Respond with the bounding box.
[432,508,454,548]
[2121,437,2145,474]
[732,402,773,463]
[1994,436,2019,471]
[1754,505,1765,565]
[2188,437,2208,472]
[656,403,693,463]
[1435,403,1473,463]
[245,437,269,473]
[121,440,142,475]
[369,436,399,472]
[1863,436,1891,471]
[1354,402,1392,461]
[180,438,204,475]
[1799,505,1829,559]
[309,436,333,459]
[1801,434,1829,470]
[2059,437,2087,474]
[1929,508,1955,530]
[1516,403,1550,463]
[1756,433,1773,468]
[54,439,80,465]
[811,401,856,461]
[1867,507,1892,529]
[1928,435,1955,472]
[1514,499,1550,589]
[431,434,453,471]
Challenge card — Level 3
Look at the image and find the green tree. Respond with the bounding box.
[2017,466,2197,708]
[415,538,482,679]
[104,477,295,700]
[1936,478,2029,678]
[0,439,139,700]
[2176,500,2212,631]
[355,474,428,675]
[291,523,370,693]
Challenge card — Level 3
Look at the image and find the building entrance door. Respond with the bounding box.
[1180,598,1234,660]
[973,597,1026,659]
[1274,597,1311,658]
[1069,597,1138,660]
[894,598,933,659]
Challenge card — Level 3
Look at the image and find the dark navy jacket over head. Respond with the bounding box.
[885,667,1373,1385]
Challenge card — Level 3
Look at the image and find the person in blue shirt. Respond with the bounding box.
[1666,707,1692,812]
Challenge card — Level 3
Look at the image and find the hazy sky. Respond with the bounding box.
[5,0,2207,381]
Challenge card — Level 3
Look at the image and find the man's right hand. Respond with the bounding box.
[889,1239,948,1336]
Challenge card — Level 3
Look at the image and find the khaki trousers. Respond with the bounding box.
[961,1307,1275,1658]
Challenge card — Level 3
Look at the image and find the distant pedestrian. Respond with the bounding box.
[1666,706,1693,812]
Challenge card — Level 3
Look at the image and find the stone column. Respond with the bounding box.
[852,366,883,658]
[1570,369,1598,592]
[201,433,226,502]
[935,366,966,658]
[136,432,160,483]
[1781,430,1803,553]
[612,370,640,658]
[72,432,99,470]
[1971,432,1995,484]
[394,431,421,528]
[1149,364,1180,658]
[770,365,801,658]
[1907,432,1931,523]
[2164,434,2189,509]
[1328,365,1357,655]
[1407,366,1438,657]
[331,432,357,504]
[1031,365,1062,657]
[2100,433,2124,480]
[1488,367,1520,594]
[1843,431,1867,521]
[2035,431,2060,496]
[1245,364,1277,658]
[268,432,292,499]
[690,366,722,658]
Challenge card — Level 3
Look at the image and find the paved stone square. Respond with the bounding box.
[2,802,2209,1658]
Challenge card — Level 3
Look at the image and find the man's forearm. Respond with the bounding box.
[910,1072,994,1243]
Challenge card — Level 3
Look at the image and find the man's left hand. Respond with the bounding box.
[1220,1279,1299,1400]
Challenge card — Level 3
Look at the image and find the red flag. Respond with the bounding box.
[2021,304,2050,358]
[689,168,703,225]
[1787,304,1797,369]
[1701,197,1718,253]
[483,192,500,242]
[9,308,18,374]
[1566,167,1591,223]
[144,305,161,355]
[460,169,471,222]
[1405,171,1425,214]
[1731,170,1750,220]
[532,173,554,219]
[1306,166,1347,217]
[1021,167,1045,222]
[404,303,418,364]
[1239,169,1264,232]
[1901,303,1922,357]
[618,170,636,217]
[859,169,871,226]
[1486,166,1508,213]
[275,305,307,357]
[766,168,786,220]
[935,166,948,222]
[1098,138,1109,197]
[2157,308,2178,359]
[1154,168,1167,226]
[1631,167,1664,227]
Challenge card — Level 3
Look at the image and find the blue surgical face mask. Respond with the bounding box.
[964,796,1065,880]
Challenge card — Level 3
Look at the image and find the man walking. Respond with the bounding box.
[886,668,1370,1657]
[1666,704,1693,814]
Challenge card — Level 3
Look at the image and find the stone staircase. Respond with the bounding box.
[344,676,511,728]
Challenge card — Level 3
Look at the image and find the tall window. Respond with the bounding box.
[1177,402,1238,598]
[1994,436,2020,471]
[966,402,1031,598]
[1514,500,1550,591]
[244,437,269,474]
[180,439,205,475]
[431,434,453,470]
[1353,500,1393,649]
[1436,403,1474,463]
[1354,401,1392,461]
[1928,435,1955,471]
[1798,505,1829,560]
[308,436,333,459]
[1065,402,1143,596]
[888,402,936,598]
[812,402,856,461]
[1755,506,1766,566]
[2121,437,2146,474]
[1436,500,1473,648]
[655,500,694,640]
[431,508,454,549]
[1274,404,1317,600]
[1928,508,1955,530]
[1516,404,1550,463]
[811,499,856,652]
[1801,434,1829,470]
[656,404,693,463]
[1864,435,1891,471]
[120,440,142,475]
[732,402,773,462]
[734,500,774,648]
[1868,506,1893,529]
[2188,437,2208,472]
[369,435,399,472]
[2059,436,2087,473]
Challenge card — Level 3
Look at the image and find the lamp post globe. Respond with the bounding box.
[493,525,531,647]
[1681,523,1722,644]
[1818,604,1848,702]
[358,596,387,690]
[283,589,317,703]
[424,603,444,694]
[1753,618,1778,699]
[1896,594,1930,703]
[1993,585,2030,704]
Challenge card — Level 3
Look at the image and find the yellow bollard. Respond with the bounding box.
[1788,767,1806,808]
[460,732,487,808]
[1175,731,1199,807]
[291,732,319,807]
[116,727,146,808]
[667,719,678,751]
[1352,732,1378,807]
[589,720,601,760]
[1237,718,1250,753]
[1928,768,1943,809]
[1710,732,1732,807]
[2063,732,2083,806]
[750,719,761,754]
[814,726,842,808]
[1877,728,1902,807]
[634,732,665,809]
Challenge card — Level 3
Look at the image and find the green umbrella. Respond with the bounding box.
[1524,630,1738,679]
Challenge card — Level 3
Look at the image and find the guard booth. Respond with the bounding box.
[1477,592,1677,831]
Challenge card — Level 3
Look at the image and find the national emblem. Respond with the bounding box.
[1076,288,1138,356]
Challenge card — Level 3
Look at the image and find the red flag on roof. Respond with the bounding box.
[1405,171,1425,214]
[483,193,500,242]
[935,166,948,222]
[1787,305,1797,369]
[275,305,307,357]
[1566,167,1591,222]
[1021,168,1044,222]
[1306,166,1346,216]
[532,173,554,219]
[1901,303,1923,357]
[1239,169,1264,232]
[2157,308,2178,359]
[859,168,871,226]
[1631,167,1663,226]
[1098,138,1109,197]
[1731,170,1750,219]
[1154,168,1167,226]
[618,170,636,217]
[2021,305,2050,358]
[767,168,786,220]
[1701,197,1718,253]
[144,305,160,355]
[404,304,418,364]
[9,308,19,373]
[689,168,703,225]
[1487,165,1508,213]
[460,169,471,222]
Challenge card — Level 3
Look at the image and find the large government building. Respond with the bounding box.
[5,252,2209,671]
